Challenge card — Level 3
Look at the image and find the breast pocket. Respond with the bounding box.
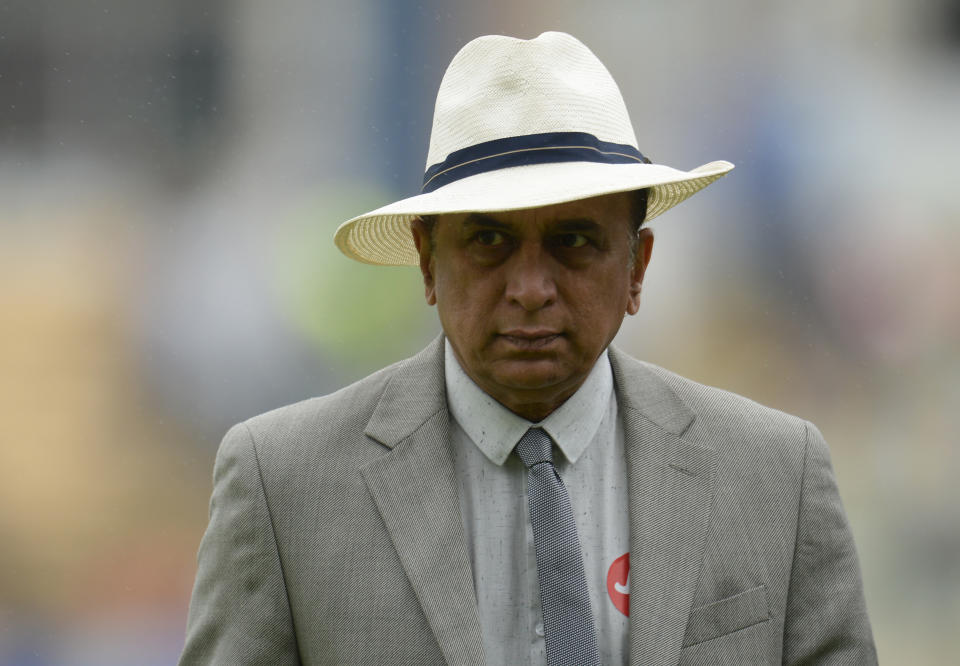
[681,584,770,648]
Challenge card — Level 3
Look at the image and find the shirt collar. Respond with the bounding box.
[444,338,613,466]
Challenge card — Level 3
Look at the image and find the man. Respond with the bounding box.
[180,32,876,665]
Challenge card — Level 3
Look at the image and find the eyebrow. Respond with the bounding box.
[462,214,514,230]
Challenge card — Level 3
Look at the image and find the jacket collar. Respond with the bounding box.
[608,346,695,436]
[364,337,697,446]
[363,335,448,449]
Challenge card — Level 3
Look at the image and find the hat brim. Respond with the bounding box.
[334,159,734,265]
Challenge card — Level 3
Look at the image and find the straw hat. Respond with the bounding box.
[334,31,733,265]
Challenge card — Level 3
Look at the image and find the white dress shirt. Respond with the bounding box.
[445,340,631,665]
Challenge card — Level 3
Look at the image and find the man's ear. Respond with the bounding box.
[625,227,654,315]
[410,217,437,306]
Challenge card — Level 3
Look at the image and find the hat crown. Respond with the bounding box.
[426,32,639,170]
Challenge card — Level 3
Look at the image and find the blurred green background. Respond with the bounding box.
[1,1,958,663]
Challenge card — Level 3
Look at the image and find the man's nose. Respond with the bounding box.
[503,244,557,311]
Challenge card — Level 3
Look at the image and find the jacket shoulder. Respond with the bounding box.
[612,351,813,471]
[641,361,807,439]
[243,358,403,441]
[227,357,411,480]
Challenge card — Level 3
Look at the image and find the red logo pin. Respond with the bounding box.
[606,552,630,616]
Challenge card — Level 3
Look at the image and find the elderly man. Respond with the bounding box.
[180,32,876,665]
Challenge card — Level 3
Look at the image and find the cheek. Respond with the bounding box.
[434,265,494,330]
[565,272,631,334]
[582,272,626,304]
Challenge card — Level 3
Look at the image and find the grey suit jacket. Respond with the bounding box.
[180,337,877,665]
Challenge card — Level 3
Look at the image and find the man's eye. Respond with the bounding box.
[559,233,588,248]
[476,230,506,246]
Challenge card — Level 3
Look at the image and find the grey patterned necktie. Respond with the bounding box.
[515,427,602,666]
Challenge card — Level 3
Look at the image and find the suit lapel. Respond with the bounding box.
[609,348,717,666]
[360,337,485,666]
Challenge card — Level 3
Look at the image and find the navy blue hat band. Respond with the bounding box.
[421,131,646,194]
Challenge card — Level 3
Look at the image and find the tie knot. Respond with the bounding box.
[515,427,554,469]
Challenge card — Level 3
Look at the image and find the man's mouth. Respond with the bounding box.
[498,329,563,350]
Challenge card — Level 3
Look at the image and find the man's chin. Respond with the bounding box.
[487,358,574,391]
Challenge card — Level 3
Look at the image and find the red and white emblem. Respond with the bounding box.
[606,552,630,616]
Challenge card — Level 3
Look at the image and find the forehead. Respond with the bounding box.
[441,190,635,230]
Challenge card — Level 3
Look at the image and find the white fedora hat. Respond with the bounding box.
[334,31,733,265]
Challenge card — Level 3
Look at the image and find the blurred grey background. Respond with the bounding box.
[1,0,958,663]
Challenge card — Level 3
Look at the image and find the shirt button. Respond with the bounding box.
[535,622,545,637]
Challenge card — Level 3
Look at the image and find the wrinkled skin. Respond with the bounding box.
[411,191,654,421]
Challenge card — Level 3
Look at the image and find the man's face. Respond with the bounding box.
[412,191,654,421]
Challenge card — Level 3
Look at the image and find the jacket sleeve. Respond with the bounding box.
[179,423,300,665]
[782,422,877,665]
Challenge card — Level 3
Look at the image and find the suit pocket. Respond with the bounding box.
[682,584,770,648]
